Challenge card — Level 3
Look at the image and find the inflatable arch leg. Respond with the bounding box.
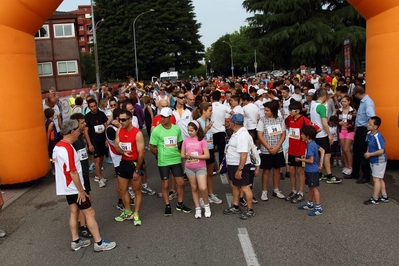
[347,0,399,159]
[0,0,63,184]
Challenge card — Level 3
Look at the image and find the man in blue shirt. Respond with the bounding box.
[349,85,375,183]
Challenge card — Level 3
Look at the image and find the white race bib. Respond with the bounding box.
[187,152,199,164]
[288,128,301,140]
[267,124,282,136]
[206,133,213,144]
[164,136,177,148]
[119,142,132,151]
[94,124,104,133]
[77,148,88,161]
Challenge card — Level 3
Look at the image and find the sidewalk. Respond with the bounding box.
[1,187,32,209]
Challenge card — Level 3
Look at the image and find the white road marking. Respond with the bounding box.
[226,193,233,207]
[238,228,260,266]
[220,173,229,184]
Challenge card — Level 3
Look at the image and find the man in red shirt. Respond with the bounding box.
[285,101,320,204]
[151,99,176,131]
[114,110,145,226]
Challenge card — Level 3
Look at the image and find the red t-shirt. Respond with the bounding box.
[118,126,140,161]
[326,76,332,83]
[285,115,320,156]
[151,114,176,128]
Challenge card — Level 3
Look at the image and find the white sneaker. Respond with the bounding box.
[342,167,348,174]
[98,179,106,188]
[199,198,205,208]
[128,189,135,199]
[209,194,223,204]
[204,205,211,218]
[94,176,107,183]
[332,160,337,167]
[195,208,202,219]
[0,228,6,238]
[94,238,116,252]
[261,191,268,201]
[338,160,343,168]
[345,168,352,175]
[273,190,285,199]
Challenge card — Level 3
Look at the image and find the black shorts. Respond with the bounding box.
[92,140,106,158]
[206,149,215,165]
[260,152,286,170]
[118,160,137,179]
[330,141,341,155]
[158,163,184,180]
[315,136,331,154]
[227,164,251,187]
[83,174,91,193]
[305,171,320,187]
[66,195,91,210]
[248,129,257,142]
[288,154,303,167]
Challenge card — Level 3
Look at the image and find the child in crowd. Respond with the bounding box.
[328,116,342,167]
[363,116,389,205]
[45,108,58,175]
[296,125,325,216]
[181,121,211,218]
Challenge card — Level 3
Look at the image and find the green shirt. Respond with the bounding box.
[149,124,183,166]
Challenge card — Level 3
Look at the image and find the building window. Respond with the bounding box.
[38,62,53,76]
[35,25,49,39]
[81,48,86,52]
[79,26,84,30]
[57,61,78,75]
[54,24,75,38]
[88,36,94,44]
[80,37,85,41]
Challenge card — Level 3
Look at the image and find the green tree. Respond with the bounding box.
[80,52,95,85]
[94,0,204,81]
[242,0,366,72]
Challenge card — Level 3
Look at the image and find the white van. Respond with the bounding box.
[160,71,178,83]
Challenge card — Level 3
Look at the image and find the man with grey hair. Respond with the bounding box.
[52,120,116,252]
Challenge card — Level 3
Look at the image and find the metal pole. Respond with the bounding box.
[223,41,234,78]
[91,0,100,89]
[254,49,257,74]
[133,9,154,83]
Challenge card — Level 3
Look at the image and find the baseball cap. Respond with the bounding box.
[311,71,316,74]
[327,89,334,95]
[160,108,172,117]
[230,114,244,125]
[307,89,316,96]
[256,89,265,96]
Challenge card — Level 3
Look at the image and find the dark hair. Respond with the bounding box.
[75,97,83,106]
[120,109,132,119]
[370,116,381,128]
[70,113,84,120]
[230,95,240,103]
[192,102,212,120]
[211,90,221,101]
[188,121,205,141]
[87,98,97,106]
[263,101,278,118]
[44,108,55,119]
[289,101,302,111]
[294,85,301,91]
[112,108,124,120]
[336,86,348,94]
[301,125,317,140]
[341,95,353,107]
[241,93,252,102]
[249,87,257,94]
[109,98,117,105]
[354,85,365,95]
[281,86,290,92]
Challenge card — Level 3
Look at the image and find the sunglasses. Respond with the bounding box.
[177,96,185,99]
[119,118,130,122]
[110,104,117,107]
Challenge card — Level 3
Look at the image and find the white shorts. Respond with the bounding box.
[370,162,386,178]
[109,147,122,167]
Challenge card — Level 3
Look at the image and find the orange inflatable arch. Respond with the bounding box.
[0,0,397,184]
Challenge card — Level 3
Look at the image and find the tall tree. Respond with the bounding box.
[242,0,366,72]
[94,0,204,81]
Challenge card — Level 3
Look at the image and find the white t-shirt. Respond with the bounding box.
[291,93,302,102]
[243,103,259,130]
[232,105,244,115]
[282,97,292,119]
[226,127,252,166]
[310,77,320,90]
[211,102,231,133]
[53,141,85,195]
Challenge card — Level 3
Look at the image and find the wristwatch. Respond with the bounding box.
[237,168,243,171]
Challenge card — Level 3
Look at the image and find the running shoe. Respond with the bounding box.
[252,197,258,204]
[195,208,202,219]
[308,208,323,216]
[116,202,125,212]
[239,209,255,220]
[204,205,211,218]
[114,211,133,222]
[209,194,223,204]
[105,157,113,164]
[94,239,116,252]
[89,163,95,171]
[239,197,247,207]
[169,191,177,201]
[199,198,205,208]
[332,160,337,167]
[164,205,172,217]
[291,193,304,204]
[326,176,342,184]
[98,179,106,188]
[130,199,134,206]
[78,226,93,238]
[364,197,379,205]
[176,203,192,213]
[141,186,156,196]
[128,189,135,199]
[338,160,343,168]
[260,191,268,201]
[285,191,297,201]
[0,228,6,238]
[94,176,107,183]
[132,212,141,226]
[272,191,285,199]
[379,196,389,203]
[71,238,91,251]
[319,172,327,180]
[223,206,241,215]
[298,203,314,210]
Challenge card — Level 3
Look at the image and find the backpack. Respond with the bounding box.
[249,140,261,166]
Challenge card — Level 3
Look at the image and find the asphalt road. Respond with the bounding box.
[1,147,399,266]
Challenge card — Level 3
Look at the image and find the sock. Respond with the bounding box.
[315,204,322,210]
[273,188,279,193]
[208,194,214,197]
[195,207,201,211]
[166,204,171,208]
[233,204,239,209]
[204,204,209,208]
[118,198,122,204]
[372,196,379,201]
[96,240,102,245]
[292,190,297,194]
[142,183,148,188]
[178,202,183,206]
[307,200,313,206]
[262,190,267,193]
[326,173,332,179]
[382,194,388,198]
[73,239,80,243]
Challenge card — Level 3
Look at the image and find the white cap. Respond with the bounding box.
[327,89,334,95]
[308,89,316,95]
[160,108,172,117]
[311,71,316,74]
[257,89,265,96]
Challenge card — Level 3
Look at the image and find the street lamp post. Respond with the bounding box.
[223,41,234,78]
[91,0,104,90]
[133,9,154,82]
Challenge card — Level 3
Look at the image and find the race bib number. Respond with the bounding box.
[288,128,301,140]
[206,133,213,144]
[267,124,282,136]
[164,136,177,148]
[94,124,104,133]
[77,148,88,161]
[187,152,199,164]
[119,142,132,151]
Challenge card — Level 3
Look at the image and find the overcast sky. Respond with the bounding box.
[57,0,250,48]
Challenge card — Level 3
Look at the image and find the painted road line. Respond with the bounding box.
[238,228,260,266]
[220,173,229,184]
[226,193,233,207]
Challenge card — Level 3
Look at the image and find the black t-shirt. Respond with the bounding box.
[72,134,89,177]
[85,111,108,142]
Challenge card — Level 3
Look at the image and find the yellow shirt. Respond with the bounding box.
[332,77,338,92]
